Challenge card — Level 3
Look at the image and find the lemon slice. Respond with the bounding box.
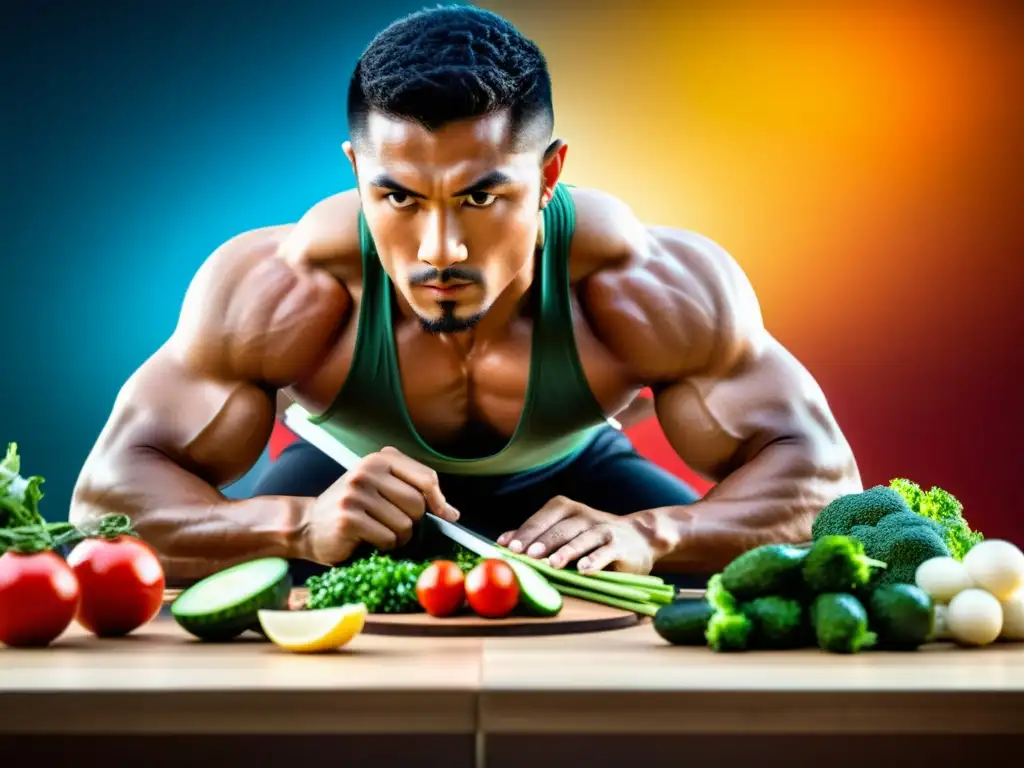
[257,603,368,653]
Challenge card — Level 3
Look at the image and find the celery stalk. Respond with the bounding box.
[501,550,651,603]
[581,570,667,588]
[553,584,660,617]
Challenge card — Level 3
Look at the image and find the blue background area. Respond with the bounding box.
[2,0,466,517]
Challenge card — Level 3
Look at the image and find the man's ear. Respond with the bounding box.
[342,140,358,180]
[540,139,568,208]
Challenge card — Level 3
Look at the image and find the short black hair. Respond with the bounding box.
[347,5,554,151]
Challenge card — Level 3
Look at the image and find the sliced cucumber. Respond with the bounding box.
[171,557,292,641]
[504,558,562,617]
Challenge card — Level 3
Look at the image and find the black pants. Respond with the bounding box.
[251,426,709,587]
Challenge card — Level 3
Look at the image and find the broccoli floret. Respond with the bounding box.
[810,486,913,540]
[705,573,737,613]
[705,610,753,652]
[741,596,807,649]
[802,535,887,593]
[851,521,950,588]
[889,478,984,560]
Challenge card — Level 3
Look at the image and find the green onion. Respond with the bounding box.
[553,584,660,617]
[581,569,668,588]
[500,550,651,603]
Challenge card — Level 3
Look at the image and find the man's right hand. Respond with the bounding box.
[303,446,460,565]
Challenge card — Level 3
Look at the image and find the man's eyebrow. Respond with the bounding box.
[453,170,514,197]
[368,174,427,199]
[368,170,515,199]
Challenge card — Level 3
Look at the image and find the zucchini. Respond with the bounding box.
[653,598,714,645]
[505,558,563,617]
[720,543,808,600]
[171,558,292,641]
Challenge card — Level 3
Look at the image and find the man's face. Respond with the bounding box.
[346,110,557,334]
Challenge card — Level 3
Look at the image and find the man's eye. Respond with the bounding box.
[386,192,415,208]
[465,192,496,207]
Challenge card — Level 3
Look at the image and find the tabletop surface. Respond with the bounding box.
[1,612,1023,735]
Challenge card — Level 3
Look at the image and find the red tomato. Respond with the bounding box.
[0,550,81,647]
[416,559,466,617]
[465,559,519,618]
[66,535,165,637]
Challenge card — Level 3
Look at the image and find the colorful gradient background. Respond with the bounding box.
[3,1,1022,544]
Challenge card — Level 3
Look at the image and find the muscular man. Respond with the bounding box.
[71,7,861,586]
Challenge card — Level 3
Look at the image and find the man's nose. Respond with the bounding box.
[418,209,468,269]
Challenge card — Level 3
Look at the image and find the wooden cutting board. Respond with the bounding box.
[359,596,643,637]
[164,587,651,637]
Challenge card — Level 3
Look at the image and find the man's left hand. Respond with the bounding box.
[496,497,660,575]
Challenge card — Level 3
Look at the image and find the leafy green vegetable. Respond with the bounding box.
[305,552,429,613]
[888,478,983,560]
[0,443,46,529]
[801,535,886,593]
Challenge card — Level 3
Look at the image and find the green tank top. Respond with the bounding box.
[291,182,608,476]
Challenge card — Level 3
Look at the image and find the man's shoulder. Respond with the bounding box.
[279,188,364,279]
[170,194,360,383]
[568,185,746,295]
[568,185,764,381]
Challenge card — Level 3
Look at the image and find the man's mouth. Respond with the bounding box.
[420,283,472,297]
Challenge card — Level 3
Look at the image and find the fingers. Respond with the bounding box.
[522,516,593,560]
[500,496,576,555]
[549,526,613,570]
[359,491,419,548]
[577,543,618,573]
[381,447,460,521]
[373,471,427,521]
[339,496,405,551]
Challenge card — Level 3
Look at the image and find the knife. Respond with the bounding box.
[280,404,504,559]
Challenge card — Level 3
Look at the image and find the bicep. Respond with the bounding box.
[79,345,278,498]
[77,232,350,501]
[654,336,838,481]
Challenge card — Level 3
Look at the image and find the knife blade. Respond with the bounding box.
[281,403,504,558]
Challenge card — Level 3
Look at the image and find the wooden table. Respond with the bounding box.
[2,607,1023,767]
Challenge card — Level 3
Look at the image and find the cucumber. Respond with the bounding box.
[171,558,292,641]
[653,598,714,645]
[505,558,562,617]
[720,543,808,600]
[868,583,934,650]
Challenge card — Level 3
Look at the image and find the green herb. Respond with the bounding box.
[0,522,82,555]
[0,443,46,529]
[305,552,429,613]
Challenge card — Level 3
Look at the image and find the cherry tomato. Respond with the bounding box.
[465,559,519,618]
[0,550,81,647]
[66,535,165,637]
[416,559,466,617]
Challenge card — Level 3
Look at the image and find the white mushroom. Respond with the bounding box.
[962,539,1024,601]
[1000,590,1024,641]
[946,588,1003,646]
[915,556,974,603]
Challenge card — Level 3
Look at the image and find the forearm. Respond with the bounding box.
[71,448,311,585]
[650,437,862,574]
